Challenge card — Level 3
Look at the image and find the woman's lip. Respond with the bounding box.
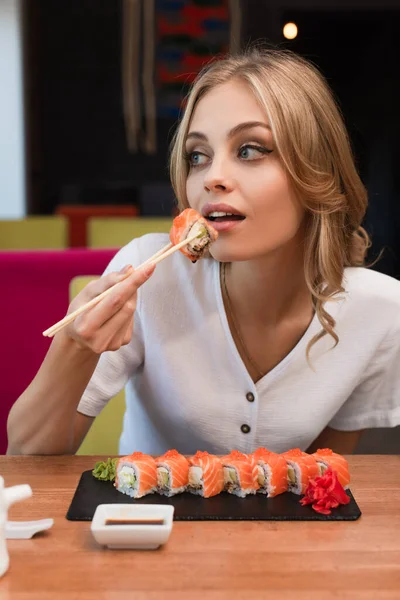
[202,203,245,218]
[205,218,245,232]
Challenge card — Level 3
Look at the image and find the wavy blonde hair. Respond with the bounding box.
[169,47,371,355]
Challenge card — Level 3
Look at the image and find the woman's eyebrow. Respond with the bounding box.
[186,121,271,143]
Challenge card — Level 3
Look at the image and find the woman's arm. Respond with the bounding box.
[7,332,99,455]
[7,264,154,455]
[306,426,364,455]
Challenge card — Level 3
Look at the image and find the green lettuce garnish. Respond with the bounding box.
[92,457,118,481]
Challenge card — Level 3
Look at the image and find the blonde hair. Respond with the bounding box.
[169,47,371,355]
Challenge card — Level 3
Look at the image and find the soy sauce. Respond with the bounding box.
[105,518,165,526]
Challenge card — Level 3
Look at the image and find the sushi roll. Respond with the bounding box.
[169,208,218,262]
[252,447,288,497]
[155,449,189,496]
[115,452,157,498]
[281,448,320,495]
[188,451,224,498]
[312,448,350,489]
[221,450,259,497]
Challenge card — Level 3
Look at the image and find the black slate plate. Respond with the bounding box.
[66,470,362,522]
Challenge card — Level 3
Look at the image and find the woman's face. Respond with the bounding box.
[185,79,305,262]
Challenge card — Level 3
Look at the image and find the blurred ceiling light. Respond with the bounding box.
[283,22,298,40]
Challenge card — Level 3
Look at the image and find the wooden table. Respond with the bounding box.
[0,455,399,599]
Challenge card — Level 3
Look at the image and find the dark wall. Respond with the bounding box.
[24,1,400,276]
[24,0,176,214]
[281,9,400,277]
[244,3,400,277]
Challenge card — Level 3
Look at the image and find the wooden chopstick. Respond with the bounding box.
[42,242,173,339]
[140,242,172,267]
[42,235,197,338]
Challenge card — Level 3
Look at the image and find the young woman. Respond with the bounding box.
[8,48,400,456]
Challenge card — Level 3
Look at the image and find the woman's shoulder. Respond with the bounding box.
[344,267,400,299]
[342,266,400,325]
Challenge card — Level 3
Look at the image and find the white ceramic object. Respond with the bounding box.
[91,504,174,550]
[0,476,32,577]
[5,518,54,539]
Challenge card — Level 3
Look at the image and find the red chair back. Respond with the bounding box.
[0,248,118,453]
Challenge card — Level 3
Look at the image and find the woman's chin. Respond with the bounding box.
[209,243,255,263]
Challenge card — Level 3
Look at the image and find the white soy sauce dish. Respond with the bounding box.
[91,504,174,550]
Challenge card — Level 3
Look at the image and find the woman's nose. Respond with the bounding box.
[204,158,234,194]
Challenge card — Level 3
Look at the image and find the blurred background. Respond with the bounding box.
[0,0,399,454]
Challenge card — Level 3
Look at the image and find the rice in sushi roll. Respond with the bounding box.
[221,450,259,497]
[115,452,158,498]
[312,448,350,489]
[252,447,288,497]
[156,449,189,496]
[169,208,218,263]
[281,448,320,495]
[188,451,224,498]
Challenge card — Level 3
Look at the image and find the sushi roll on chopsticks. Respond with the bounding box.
[115,452,158,498]
[252,447,288,498]
[221,450,259,497]
[188,451,224,498]
[170,208,218,263]
[42,209,218,338]
[156,449,190,496]
[282,448,320,495]
[312,448,350,489]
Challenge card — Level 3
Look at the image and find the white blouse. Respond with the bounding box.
[78,233,400,456]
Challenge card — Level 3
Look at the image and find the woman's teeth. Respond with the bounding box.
[208,211,234,217]
[207,212,244,221]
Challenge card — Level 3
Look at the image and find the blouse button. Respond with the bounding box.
[241,424,251,434]
[246,392,255,402]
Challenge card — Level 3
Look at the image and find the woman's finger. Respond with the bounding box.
[72,264,155,334]
[71,297,134,353]
[106,314,135,352]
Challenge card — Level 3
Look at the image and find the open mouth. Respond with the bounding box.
[206,212,245,223]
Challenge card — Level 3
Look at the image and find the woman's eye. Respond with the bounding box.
[238,145,271,160]
[188,151,208,167]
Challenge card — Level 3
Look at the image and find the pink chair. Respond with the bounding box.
[0,248,118,454]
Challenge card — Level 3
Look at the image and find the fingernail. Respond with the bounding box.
[143,263,155,277]
[119,264,133,275]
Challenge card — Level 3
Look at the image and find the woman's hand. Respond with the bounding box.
[61,264,155,354]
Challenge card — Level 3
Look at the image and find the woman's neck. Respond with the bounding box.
[224,236,313,327]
